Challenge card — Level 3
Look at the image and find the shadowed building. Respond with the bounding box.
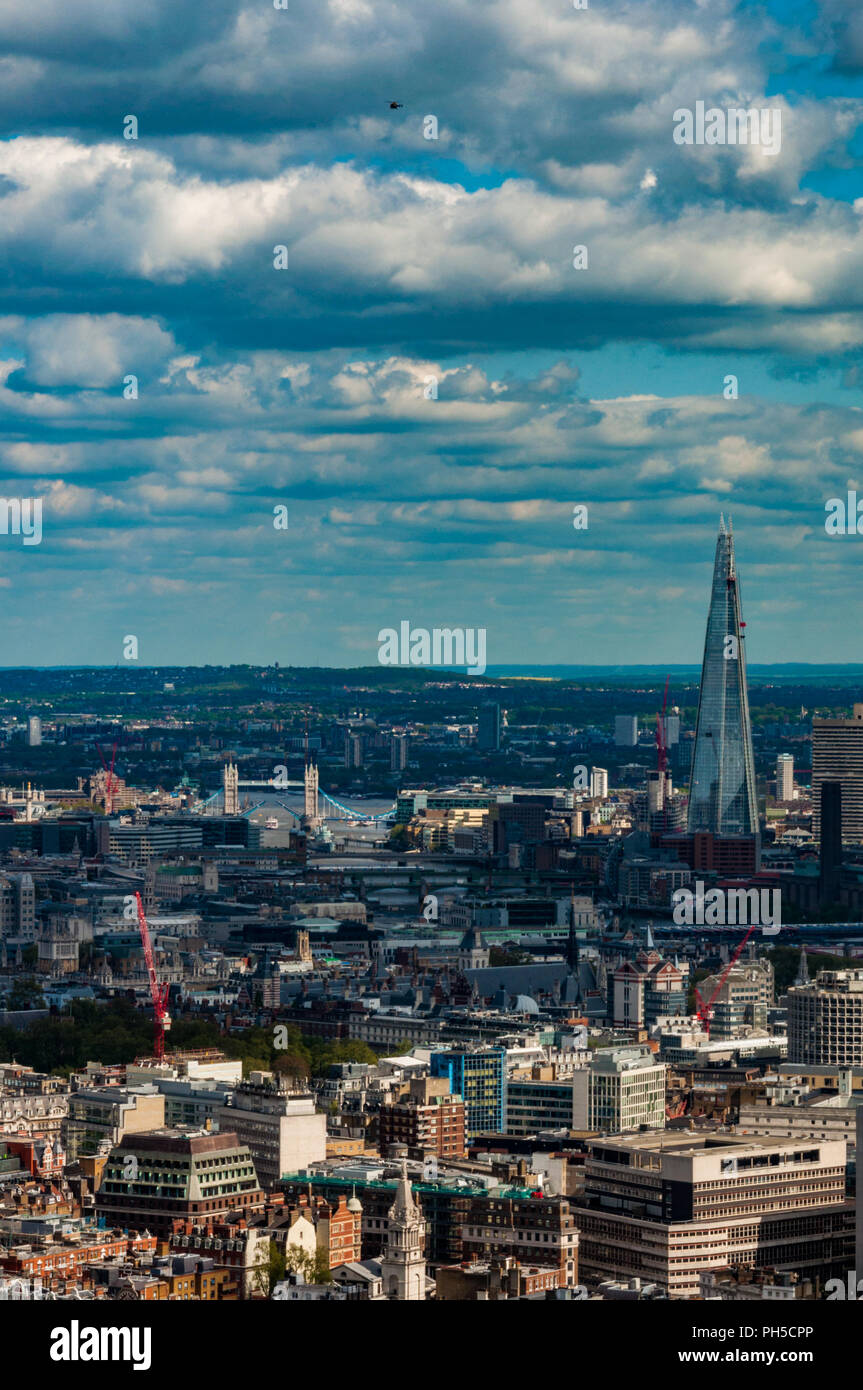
[820,779,842,906]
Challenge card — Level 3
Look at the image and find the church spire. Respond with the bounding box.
[380,1160,427,1300]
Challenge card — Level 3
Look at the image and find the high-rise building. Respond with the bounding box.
[0,872,36,939]
[26,716,41,747]
[223,761,239,816]
[590,768,608,799]
[572,1047,666,1132]
[390,734,409,772]
[776,753,794,802]
[663,713,681,747]
[477,703,501,752]
[344,732,364,768]
[788,970,863,1066]
[687,517,758,840]
[430,1047,505,1141]
[573,1132,849,1299]
[812,705,863,843]
[614,715,638,747]
[646,769,672,814]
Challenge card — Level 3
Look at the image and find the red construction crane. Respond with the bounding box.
[655,675,670,774]
[134,891,171,1061]
[693,924,756,1036]
[97,741,118,816]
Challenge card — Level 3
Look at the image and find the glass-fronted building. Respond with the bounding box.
[687,516,758,838]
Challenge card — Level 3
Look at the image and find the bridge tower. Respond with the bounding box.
[223,761,239,815]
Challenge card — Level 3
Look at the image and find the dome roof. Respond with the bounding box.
[347,1196,363,1213]
[512,993,539,1015]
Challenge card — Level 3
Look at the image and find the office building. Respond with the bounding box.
[788,970,863,1066]
[590,768,608,800]
[478,703,501,752]
[776,753,794,802]
[572,1047,666,1133]
[430,1048,505,1141]
[26,716,41,747]
[573,1132,849,1298]
[505,1077,575,1136]
[65,1086,166,1161]
[107,820,204,864]
[813,705,863,843]
[0,872,36,939]
[345,732,364,768]
[614,715,638,747]
[215,1077,326,1187]
[97,1128,265,1237]
[688,517,758,839]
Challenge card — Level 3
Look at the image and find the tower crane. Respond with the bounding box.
[693,924,756,1036]
[134,891,171,1061]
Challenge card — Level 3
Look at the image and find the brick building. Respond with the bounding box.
[378,1077,466,1159]
[267,1193,362,1270]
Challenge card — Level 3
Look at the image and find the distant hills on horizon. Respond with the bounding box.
[2,662,863,684]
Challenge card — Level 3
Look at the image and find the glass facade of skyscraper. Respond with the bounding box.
[687,517,758,837]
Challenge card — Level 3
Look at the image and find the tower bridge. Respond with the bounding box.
[197,761,395,823]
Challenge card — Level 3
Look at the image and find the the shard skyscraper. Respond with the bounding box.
[687,516,758,838]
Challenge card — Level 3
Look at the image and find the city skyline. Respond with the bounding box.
[3,0,863,1339]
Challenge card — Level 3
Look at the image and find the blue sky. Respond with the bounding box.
[2,0,863,668]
